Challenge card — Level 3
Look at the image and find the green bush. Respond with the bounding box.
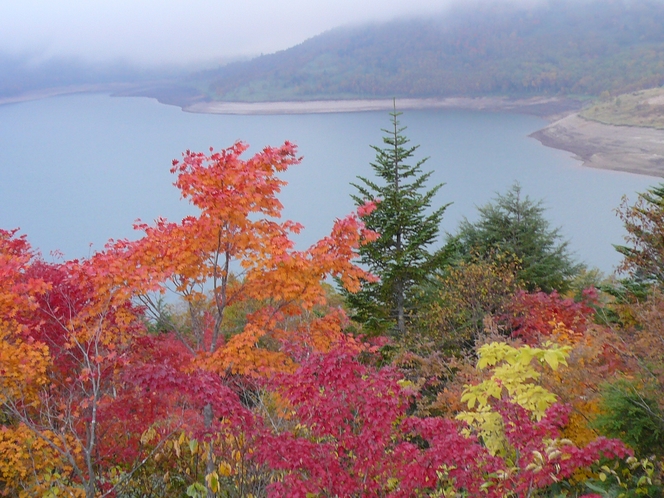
[593,379,664,458]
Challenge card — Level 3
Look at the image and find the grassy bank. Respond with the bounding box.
[581,87,664,129]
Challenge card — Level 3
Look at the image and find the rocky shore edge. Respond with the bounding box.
[530,113,664,178]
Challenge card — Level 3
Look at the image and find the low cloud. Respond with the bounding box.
[0,0,544,66]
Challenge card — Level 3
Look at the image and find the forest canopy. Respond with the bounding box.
[196,0,664,102]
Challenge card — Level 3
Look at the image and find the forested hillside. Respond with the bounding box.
[196,0,664,102]
[7,1,664,105]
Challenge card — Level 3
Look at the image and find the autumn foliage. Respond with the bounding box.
[0,141,657,497]
[502,288,598,343]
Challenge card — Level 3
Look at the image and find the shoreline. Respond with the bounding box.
[0,83,136,106]
[529,113,664,178]
[184,97,664,179]
[182,96,580,118]
[4,86,663,178]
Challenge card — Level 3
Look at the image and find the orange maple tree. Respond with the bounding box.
[112,141,377,375]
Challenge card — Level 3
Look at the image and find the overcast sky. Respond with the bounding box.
[0,0,537,67]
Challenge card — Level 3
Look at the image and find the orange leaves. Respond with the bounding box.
[306,211,378,294]
[0,230,52,406]
[0,240,153,494]
[356,199,380,218]
[0,424,77,497]
[110,143,308,302]
[283,308,349,353]
[113,141,374,377]
[0,140,377,494]
[0,322,50,405]
[0,140,382,498]
[0,229,49,318]
[171,141,298,221]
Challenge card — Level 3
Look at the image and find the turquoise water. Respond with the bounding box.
[0,93,655,272]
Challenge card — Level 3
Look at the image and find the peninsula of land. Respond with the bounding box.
[0,83,136,106]
[531,88,664,178]
[530,113,664,178]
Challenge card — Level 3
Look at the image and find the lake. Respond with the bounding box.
[0,93,655,272]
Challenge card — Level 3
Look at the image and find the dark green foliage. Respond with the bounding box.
[448,183,580,293]
[142,295,175,334]
[593,380,664,458]
[343,107,449,336]
[598,278,652,328]
[548,455,663,498]
[200,0,664,102]
[605,183,664,312]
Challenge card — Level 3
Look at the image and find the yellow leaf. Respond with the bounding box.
[218,462,232,477]
[461,392,477,409]
[205,472,219,492]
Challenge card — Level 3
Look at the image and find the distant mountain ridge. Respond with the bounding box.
[5,0,664,107]
[188,0,664,103]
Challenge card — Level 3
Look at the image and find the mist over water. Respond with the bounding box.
[0,93,654,272]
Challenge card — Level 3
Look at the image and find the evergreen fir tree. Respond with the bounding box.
[448,183,580,293]
[605,183,664,307]
[615,183,664,288]
[345,105,449,336]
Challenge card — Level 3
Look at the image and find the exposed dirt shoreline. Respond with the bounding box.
[530,113,664,178]
[182,96,580,118]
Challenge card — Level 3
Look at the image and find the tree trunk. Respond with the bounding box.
[204,403,216,498]
[396,279,405,336]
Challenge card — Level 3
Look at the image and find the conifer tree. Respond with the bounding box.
[449,183,580,293]
[607,183,664,304]
[345,106,449,336]
[616,183,664,288]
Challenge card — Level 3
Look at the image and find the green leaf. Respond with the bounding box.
[186,483,206,498]
[585,481,610,495]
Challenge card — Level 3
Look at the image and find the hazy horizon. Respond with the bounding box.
[1,0,549,69]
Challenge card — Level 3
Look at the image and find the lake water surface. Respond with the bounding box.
[0,93,655,272]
